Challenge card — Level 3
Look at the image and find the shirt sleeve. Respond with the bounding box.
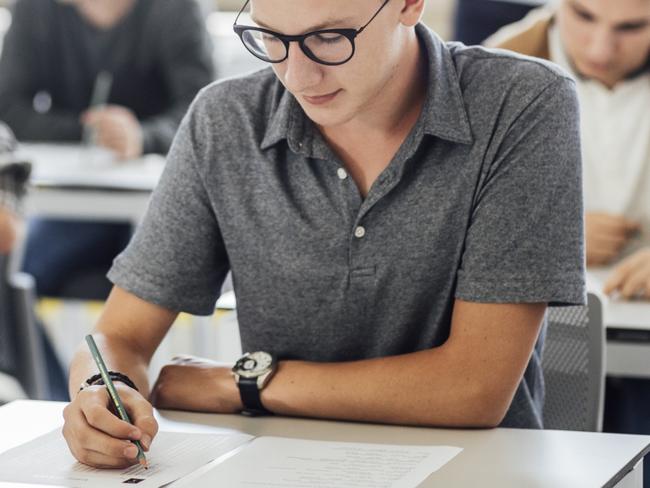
[455,76,586,306]
[0,0,83,142]
[108,95,229,315]
[140,0,216,155]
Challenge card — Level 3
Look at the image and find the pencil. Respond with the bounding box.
[85,334,148,469]
[82,71,113,147]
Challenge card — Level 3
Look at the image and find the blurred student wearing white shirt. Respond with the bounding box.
[488,0,650,299]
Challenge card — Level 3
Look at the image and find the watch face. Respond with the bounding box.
[233,351,274,379]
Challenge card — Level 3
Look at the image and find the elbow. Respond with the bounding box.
[466,383,514,428]
[438,382,512,429]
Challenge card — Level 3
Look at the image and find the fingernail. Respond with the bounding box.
[141,435,151,450]
[124,445,138,458]
[130,430,141,439]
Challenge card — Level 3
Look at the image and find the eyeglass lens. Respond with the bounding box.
[241,30,354,64]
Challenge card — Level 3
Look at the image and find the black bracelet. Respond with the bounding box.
[79,371,139,392]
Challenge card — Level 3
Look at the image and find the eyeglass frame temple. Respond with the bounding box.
[234,0,392,37]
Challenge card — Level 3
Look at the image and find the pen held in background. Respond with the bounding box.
[85,334,148,469]
[82,71,113,147]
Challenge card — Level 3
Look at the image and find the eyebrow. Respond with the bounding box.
[613,19,650,30]
[250,15,358,33]
[568,0,650,29]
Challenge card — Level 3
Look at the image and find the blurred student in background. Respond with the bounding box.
[0,122,28,256]
[0,0,215,299]
[488,0,650,294]
[487,2,650,486]
[0,121,67,401]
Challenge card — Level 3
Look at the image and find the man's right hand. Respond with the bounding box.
[62,383,158,468]
[585,212,640,266]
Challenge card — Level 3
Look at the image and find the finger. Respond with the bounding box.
[623,218,642,233]
[588,248,617,266]
[96,133,127,155]
[120,389,158,447]
[74,447,139,469]
[596,216,638,236]
[97,135,125,153]
[81,109,103,125]
[594,232,628,247]
[604,260,635,295]
[591,234,630,256]
[80,111,93,125]
[604,272,624,295]
[620,266,650,299]
[77,411,141,458]
[82,400,142,440]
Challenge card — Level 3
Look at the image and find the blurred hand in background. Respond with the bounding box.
[82,105,143,160]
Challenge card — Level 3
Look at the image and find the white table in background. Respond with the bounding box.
[0,400,649,487]
[588,268,650,378]
[18,143,164,223]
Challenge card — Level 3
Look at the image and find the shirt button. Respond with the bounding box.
[337,168,348,180]
[354,226,366,239]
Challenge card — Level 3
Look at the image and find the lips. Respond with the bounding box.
[303,89,341,105]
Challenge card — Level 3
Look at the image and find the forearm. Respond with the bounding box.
[68,333,153,401]
[262,346,513,428]
[68,287,178,400]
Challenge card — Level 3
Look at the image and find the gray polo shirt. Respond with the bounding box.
[108,24,585,429]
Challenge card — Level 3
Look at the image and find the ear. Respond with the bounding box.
[398,0,425,27]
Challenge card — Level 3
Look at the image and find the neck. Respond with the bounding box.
[322,29,428,143]
[75,0,135,29]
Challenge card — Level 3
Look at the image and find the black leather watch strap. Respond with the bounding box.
[238,377,271,416]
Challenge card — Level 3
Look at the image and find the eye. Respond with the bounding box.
[262,33,281,43]
[615,22,649,33]
[313,33,344,45]
[573,6,595,22]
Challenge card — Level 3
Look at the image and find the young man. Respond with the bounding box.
[62,0,585,468]
[0,0,215,297]
[487,0,650,299]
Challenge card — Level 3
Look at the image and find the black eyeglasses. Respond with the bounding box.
[233,0,391,66]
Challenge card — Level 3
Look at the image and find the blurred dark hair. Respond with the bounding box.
[0,121,31,197]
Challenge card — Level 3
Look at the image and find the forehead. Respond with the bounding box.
[566,0,650,23]
[249,0,374,33]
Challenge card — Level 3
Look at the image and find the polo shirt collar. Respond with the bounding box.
[260,23,473,153]
[417,24,473,145]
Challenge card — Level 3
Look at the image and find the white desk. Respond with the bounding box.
[588,268,650,378]
[18,143,164,223]
[0,400,649,488]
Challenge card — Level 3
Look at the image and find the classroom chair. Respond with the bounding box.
[0,253,49,400]
[543,292,606,431]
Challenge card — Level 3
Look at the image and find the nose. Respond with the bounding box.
[585,26,617,66]
[281,42,323,94]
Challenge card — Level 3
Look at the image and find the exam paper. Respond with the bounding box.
[17,143,164,191]
[0,428,252,487]
[184,436,462,488]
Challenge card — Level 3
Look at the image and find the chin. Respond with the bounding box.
[299,104,355,129]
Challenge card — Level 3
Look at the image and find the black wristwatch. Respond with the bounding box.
[232,351,277,416]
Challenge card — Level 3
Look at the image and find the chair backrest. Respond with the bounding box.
[542,292,605,432]
[0,254,49,400]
